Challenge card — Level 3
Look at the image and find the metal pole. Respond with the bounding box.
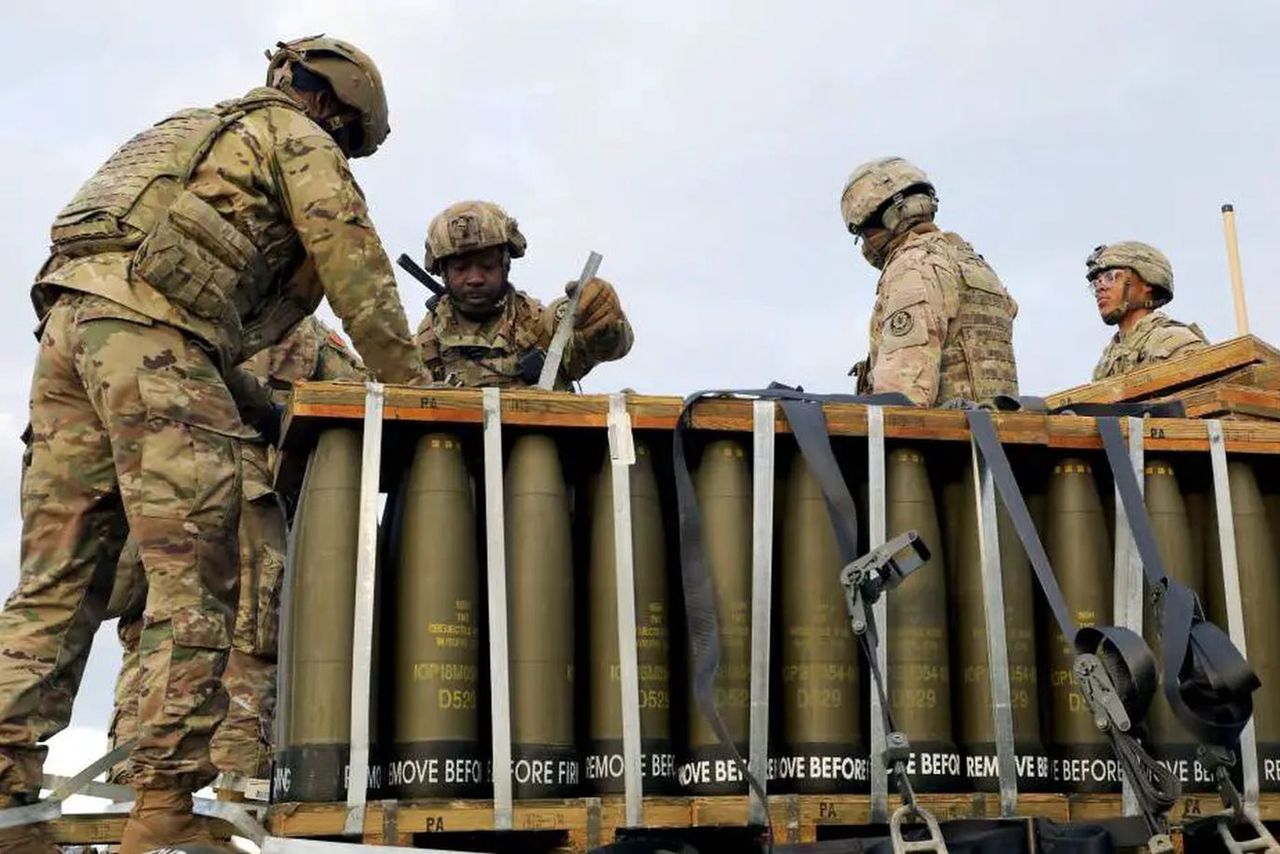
[867,406,889,823]
[971,441,1018,816]
[1208,420,1260,812]
[747,400,776,827]
[482,388,514,830]
[1221,204,1249,336]
[344,382,384,836]
[607,394,643,827]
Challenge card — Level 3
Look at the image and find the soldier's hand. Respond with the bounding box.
[569,278,624,338]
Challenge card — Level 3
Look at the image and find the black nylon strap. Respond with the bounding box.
[1094,418,1258,747]
[1051,401,1187,419]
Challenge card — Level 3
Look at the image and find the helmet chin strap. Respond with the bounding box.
[1103,281,1156,326]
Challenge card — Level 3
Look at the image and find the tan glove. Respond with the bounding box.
[568,277,624,339]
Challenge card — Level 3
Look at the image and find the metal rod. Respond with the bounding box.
[1208,420,1260,811]
[1222,204,1250,336]
[971,440,1018,816]
[538,251,603,389]
[867,406,889,823]
[344,382,384,836]
[482,388,514,829]
[608,394,643,828]
[748,400,776,827]
[1113,417,1145,817]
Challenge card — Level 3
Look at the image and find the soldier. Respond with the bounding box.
[841,157,1019,406]
[1087,241,1209,380]
[0,36,423,853]
[416,200,633,389]
[106,317,365,797]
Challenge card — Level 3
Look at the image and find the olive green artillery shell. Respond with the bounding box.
[1221,459,1280,790]
[275,428,362,802]
[884,446,962,791]
[1042,457,1118,792]
[941,454,1049,792]
[505,434,580,797]
[682,438,752,794]
[776,451,867,794]
[586,440,675,793]
[387,433,484,798]
[1140,459,1210,789]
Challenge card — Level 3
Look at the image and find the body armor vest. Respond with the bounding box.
[47,90,303,332]
[425,292,565,389]
[935,233,1019,403]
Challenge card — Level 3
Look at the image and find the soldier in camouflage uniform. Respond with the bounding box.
[841,157,1019,406]
[106,316,365,795]
[1087,241,1208,380]
[0,36,422,853]
[416,201,633,389]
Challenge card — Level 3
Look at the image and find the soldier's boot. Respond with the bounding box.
[0,795,60,854]
[119,789,233,854]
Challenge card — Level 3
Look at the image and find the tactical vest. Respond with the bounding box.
[48,89,303,331]
[425,292,563,389]
[935,233,1019,404]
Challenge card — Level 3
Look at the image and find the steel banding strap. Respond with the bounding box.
[607,393,643,827]
[748,400,775,827]
[0,740,137,829]
[483,387,514,829]
[867,405,889,823]
[971,442,1018,816]
[344,381,384,836]
[538,251,603,389]
[1207,420,1260,809]
[1111,417,1144,817]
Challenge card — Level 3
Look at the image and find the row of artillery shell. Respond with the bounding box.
[273,428,1280,802]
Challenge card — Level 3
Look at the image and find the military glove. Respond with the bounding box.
[568,277,624,338]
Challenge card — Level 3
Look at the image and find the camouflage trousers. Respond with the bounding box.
[0,292,253,795]
[109,442,286,784]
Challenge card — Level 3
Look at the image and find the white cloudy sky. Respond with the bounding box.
[0,0,1277,790]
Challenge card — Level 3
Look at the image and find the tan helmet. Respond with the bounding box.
[840,156,935,233]
[1086,241,1174,303]
[424,201,528,274]
[266,35,390,158]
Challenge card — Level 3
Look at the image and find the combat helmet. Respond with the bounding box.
[841,156,936,234]
[266,35,390,158]
[1086,241,1174,305]
[424,201,528,274]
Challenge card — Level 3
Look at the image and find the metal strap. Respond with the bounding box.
[1208,420,1260,811]
[1114,416,1145,817]
[274,477,303,789]
[537,251,603,389]
[971,441,1018,816]
[867,406,889,822]
[0,740,137,829]
[482,387,514,829]
[748,400,776,827]
[344,381,384,836]
[607,394,643,828]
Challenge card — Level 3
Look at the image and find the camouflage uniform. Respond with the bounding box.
[1092,311,1208,380]
[109,318,364,784]
[862,225,1019,406]
[0,83,419,802]
[416,282,633,389]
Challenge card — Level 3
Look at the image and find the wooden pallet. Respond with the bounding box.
[1044,334,1280,410]
[257,792,1270,849]
[49,811,239,846]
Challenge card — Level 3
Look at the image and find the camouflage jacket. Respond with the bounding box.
[240,315,366,406]
[1092,311,1208,381]
[863,226,1019,406]
[415,282,633,389]
[35,88,422,382]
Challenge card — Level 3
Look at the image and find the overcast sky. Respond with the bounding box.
[1,1,1277,788]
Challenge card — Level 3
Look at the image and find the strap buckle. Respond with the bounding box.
[889,802,949,854]
[840,531,930,644]
[1215,810,1280,854]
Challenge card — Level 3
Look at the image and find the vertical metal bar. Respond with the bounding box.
[971,440,1018,816]
[1113,416,1144,817]
[748,400,776,827]
[1208,420,1260,811]
[344,382,384,836]
[273,470,303,795]
[607,394,643,828]
[483,388,514,830]
[867,406,889,823]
